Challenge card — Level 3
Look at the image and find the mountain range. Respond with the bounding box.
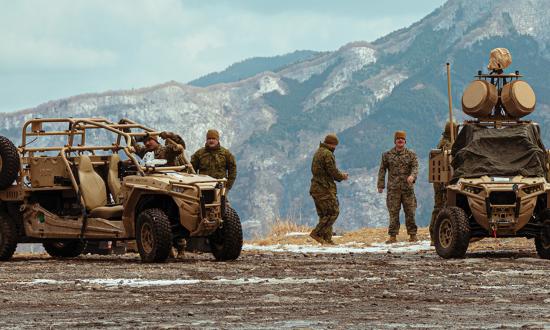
[3,0,550,237]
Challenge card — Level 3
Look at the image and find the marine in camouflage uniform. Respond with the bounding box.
[133,132,186,166]
[191,129,237,190]
[309,134,348,245]
[377,130,419,243]
[429,122,457,243]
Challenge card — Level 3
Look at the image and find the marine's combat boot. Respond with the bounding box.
[322,233,336,245]
[309,231,325,244]
[385,235,397,244]
[323,238,336,246]
[408,234,418,242]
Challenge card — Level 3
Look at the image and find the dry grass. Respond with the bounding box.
[266,219,310,237]
[248,219,432,246]
[248,221,535,251]
[252,219,311,246]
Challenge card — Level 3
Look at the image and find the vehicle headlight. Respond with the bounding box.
[463,185,482,194]
[522,184,543,195]
[172,185,185,193]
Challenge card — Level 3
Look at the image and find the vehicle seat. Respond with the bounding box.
[78,155,123,219]
[107,154,123,203]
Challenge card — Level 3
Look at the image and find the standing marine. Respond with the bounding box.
[309,133,349,245]
[191,129,237,190]
[429,121,457,245]
[377,131,419,244]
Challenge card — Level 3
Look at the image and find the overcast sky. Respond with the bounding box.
[0,0,445,113]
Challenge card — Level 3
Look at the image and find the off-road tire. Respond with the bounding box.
[0,214,18,261]
[209,205,243,261]
[434,207,470,259]
[136,208,172,263]
[43,240,87,258]
[535,217,550,259]
[0,136,20,189]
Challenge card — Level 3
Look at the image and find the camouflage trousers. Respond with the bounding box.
[311,194,340,242]
[386,189,417,236]
[429,183,446,240]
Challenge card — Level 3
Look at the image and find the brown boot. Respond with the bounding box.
[323,238,336,246]
[309,231,325,244]
[409,234,418,242]
[322,232,336,245]
[385,235,397,244]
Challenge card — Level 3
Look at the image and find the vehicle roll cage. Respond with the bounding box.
[19,117,187,176]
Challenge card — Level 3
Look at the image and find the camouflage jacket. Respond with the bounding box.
[191,144,237,190]
[309,143,346,197]
[377,147,419,191]
[134,144,185,166]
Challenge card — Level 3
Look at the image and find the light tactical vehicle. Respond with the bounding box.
[430,48,550,259]
[0,118,242,262]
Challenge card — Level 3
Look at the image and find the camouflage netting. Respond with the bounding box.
[451,123,547,181]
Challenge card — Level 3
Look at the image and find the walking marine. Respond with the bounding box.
[309,133,349,245]
[377,131,419,244]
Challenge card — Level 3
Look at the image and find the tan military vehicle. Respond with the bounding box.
[430,49,550,259]
[0,118,242,262]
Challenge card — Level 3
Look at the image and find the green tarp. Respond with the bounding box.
[451,123,547,181]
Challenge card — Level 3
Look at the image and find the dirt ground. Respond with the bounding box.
[1,228,549,329]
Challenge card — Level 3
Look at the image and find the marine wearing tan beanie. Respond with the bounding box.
[206,129,220,140]
[324,133,339,145]
[394,131,406,141]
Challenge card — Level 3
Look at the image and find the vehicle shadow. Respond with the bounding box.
[465,250,538,259]
[8,254,214,264]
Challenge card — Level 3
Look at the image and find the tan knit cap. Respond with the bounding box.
[324,133,339,145]
[206,129,220,140]
[394,131,406,140]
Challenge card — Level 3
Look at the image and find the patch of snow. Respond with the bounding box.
[305,46,376,109]
[482,269,548,276]
[26,276,355,287]
[372,72,407,101]
[340,241,366,246]
[479,285,527,290]
[243,240,432,254]
[284,232,309,237]
[253,74,286,99]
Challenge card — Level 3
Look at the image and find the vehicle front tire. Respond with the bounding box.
[0,135,20,190]
[136,208,172,263]
[535,219,550,259]
[434,207,471,259]
[209,205,243,261]
[43,240,87,258]
[0,214,18,261]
